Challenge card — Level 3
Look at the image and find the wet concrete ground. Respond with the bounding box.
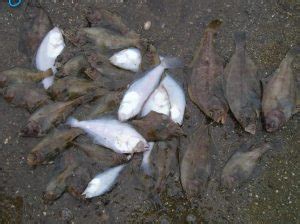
[0,0,299,223]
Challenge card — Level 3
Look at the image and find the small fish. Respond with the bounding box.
[80,27,140,50]
[82,164,126,198]
[48,76,107,101]
[44,150,80,202]
[67,117,148,154]
[118,57,183,121]
[109,48,142,72]
[141,142,155,175]
[131,111,184,141]
[35,27,65,89]
[262,48,299,132]
[140,44,161,71]
[86,92,122,119]
[61,54,90,77]
[141,84,170,117]
[188,19,228,124]
[2,84,51,112]
[221,143,271,189]
[161,74,186,125]
[180,126,212,198]
[0,67,52,87]
[36,27,65,71]
[21,94,94,137]
[224,32,261,134]
[19,5,52,57]
[27,128,83,166]
[74,142,130,166]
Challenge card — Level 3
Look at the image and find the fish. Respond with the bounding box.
[131,111,184,141]
[35,27,65,89]
[80,27,140,50]
[118,57,183,121]
[19,5,52,57]
[188,19,228,124]
[262,47,299,132]
[67,117,149,154]
[140,44,161,71]
[86,92,122,119]
[35,27,65,71]
[180,126,212,198]
[2,84,51,112]
[61,54,90,77]
[27,128,83,166]
[109,48,142,72]
[141,84,170,117]
[0,67,52,87]
[43,150,80,202]
[224,32,261,134]
[221,143,271,189]
[74,142,130,166]
[141,142,155,175]
[161,74,186,125]
[82,164,126,198]
[47,76,107,101]
[21,94,94,137]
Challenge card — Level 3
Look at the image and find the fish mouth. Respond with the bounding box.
[245,124,256,135]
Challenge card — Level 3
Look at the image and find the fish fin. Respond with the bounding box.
[161,57,184,69]
[66,117,79,127]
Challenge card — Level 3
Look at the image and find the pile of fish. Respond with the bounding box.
[0,3,299,203]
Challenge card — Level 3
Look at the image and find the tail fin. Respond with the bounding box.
[161,56,184,69]
[67,117,80,127]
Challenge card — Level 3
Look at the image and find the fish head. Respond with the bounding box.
[209,107,227,124]
[20,121,41,137]
[265,110,285,132]
[118,91,140,121]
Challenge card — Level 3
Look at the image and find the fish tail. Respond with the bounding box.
[161,57,184,69]
[234,31,246,46]
[207,19,222,31]
[67,117,80,127]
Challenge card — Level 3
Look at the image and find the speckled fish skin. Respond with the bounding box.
[118,57,183,121]
[180,126,212,198]
[131,111,184,141]
[2,84,51,112]
[188,19,228,124]
[47,76,107,101]
[43,150,80,202]
[27,128,83,167]
[221,143,271,189]
[67,117,149,154]
[19,5,52,57]
[0,67,52,87]
[80,27,140,50]
[61,54,90,77]
[21,94,94,137]
[224,32,261,134]
[262,47,299,132]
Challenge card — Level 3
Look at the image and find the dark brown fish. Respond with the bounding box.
[188,20,228,124]
[47,76,107,101]
[61,54,90,77]
[180,126,212,198]
[131,111,184,141]
[224,32,261,134]
[2,84,51,112]
[86,92,122,119]
[140,44,161,71]
[73,142,130,166]
[27,128,83,167]
[0,67,52,87]
[21,94,94,137]
[43,150,80,202]
[262,48,299,132]
[19,5,52,57]
[221,143,271,189]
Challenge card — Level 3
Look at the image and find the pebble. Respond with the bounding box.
[144,21,151,30]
